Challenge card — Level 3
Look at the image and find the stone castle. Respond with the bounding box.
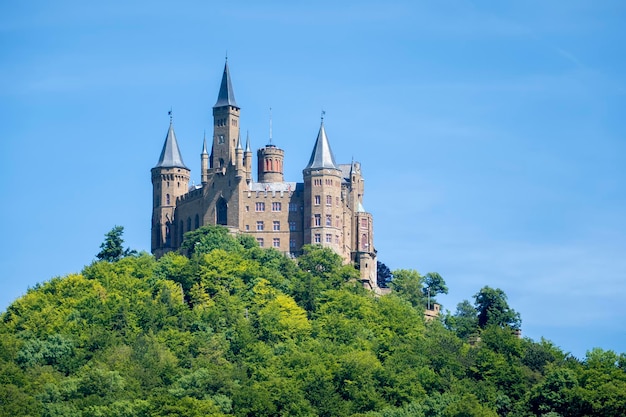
[151,61,377,289]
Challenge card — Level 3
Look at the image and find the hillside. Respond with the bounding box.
[1,226,625,417]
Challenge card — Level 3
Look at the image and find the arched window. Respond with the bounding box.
[219,158,224,168]
[187,217,192,232]
[179,220,184,243]
[195,214,200,229]
[361,233,368,249]
[216,198,227,225]
[166,194,170,205]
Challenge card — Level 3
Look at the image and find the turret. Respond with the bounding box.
[151,117,190,257]
[257,144,285,182]
[244,132,252,183]
[235,133,244,174]
[303,117,343,253]
[201,133,209,184]
[211,59,240,169]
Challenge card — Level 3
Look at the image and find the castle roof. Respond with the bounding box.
[305,122,338,170]
[155,122,188,169]
[213,61,238,109]
[248,181,303,192]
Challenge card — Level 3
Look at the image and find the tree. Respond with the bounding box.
[446,299,478,340]
[422,272,448,308]
[474,286,521,330]
[389,269,424,308]
[376,261,392,288]
[96,226,136,262]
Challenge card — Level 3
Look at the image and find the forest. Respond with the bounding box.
[1,225,625,417]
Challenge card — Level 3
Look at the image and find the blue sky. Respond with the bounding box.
[1,1,625,358]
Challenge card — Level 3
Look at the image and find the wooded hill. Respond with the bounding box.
[1,226,625,416]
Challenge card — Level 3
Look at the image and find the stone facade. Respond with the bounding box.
[151,61,377,289]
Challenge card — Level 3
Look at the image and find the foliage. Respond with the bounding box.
[96,226,137,262]
[2,225,624,417]
[474,286,521,330]
[376,261,392,288]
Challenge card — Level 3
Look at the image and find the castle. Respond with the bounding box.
[151,61,378,289]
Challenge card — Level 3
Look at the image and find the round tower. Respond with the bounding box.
[257,144,284,183]
[151,120,190,257]
[303,120,343,253]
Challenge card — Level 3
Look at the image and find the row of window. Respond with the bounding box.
[312,214,341,227]
[256,237,297,249]
[312,179,337,186]
[246,202,301,212]
[215,118,237,127]
[263,158,282,172]
[313,195,340,206]
[313,234,340,244]
[247,221,298,231]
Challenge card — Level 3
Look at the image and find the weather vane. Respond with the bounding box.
[168,107,173,123]
[321,110,325,122]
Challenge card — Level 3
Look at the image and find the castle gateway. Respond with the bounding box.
[151,61,377,289]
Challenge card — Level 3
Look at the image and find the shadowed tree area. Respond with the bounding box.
[2,225,625,417]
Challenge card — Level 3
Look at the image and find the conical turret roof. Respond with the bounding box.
[155,122,188,169]
[213,61,238,108]
[305,121,338,170]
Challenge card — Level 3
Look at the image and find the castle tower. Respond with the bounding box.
[257,145,284,182]
[303,119,344,253]
[201,134,209,184]
[211,60,240,169]
[244,133,253,183]
[151,118,190,257]
[355,202,377,289]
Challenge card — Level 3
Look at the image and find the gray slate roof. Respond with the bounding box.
[248,181,303,192]
[213,61,238,108]
[155,123,188,169]
[305,122,339,170]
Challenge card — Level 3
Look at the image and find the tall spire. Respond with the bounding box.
[155,116,188,169]
[201,130,208,155]
[305,117,338,170]
[213,60,238,108]
[245,131,251,152]
[236,131,242,150]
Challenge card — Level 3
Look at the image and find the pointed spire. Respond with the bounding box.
[155,117,188,169]
[245,131,251,152]
[236,131,242,150]
[305,118,338,170]
[357,201,366,213]
[213,60,238,108]
[201,130,208,155]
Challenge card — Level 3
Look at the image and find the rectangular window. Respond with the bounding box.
[290,238,296,248]
[326,195,332,206]
[257,238,264,247]
[245,205,250,212]
[326,215,332,226]
[289,203,298,212]
[257,221,264,231]
[336,196,340,206]
[314,195,321,205]
[256,202,265,212]
[314,214,321,226]
[289,221,296,231]
[273,221,280,231]
[335,235,340,244]
[273,238,280,248]
[314,233,321,243]
[245,224,250,231]
[272,202,281,211]
[326,234,332,243]
[361,218,368,228]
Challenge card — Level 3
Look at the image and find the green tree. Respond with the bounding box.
[474,286,521,330]
[422,272,448,308]
[96,226,137,262]
[377,261,392,288]
[390,269,424,308]
[446,300,478,340]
